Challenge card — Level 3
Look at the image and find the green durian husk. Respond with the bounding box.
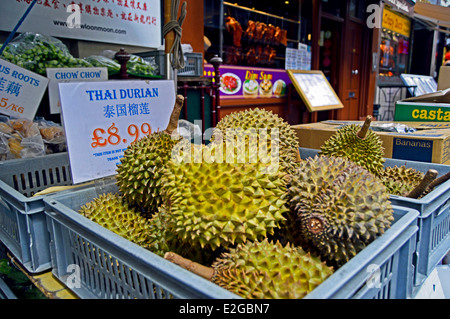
[286,155,394,268]
[378,165,424,196]
[79,193,152,249]
[319,123,385,176]
[161,142,290,251]
[116,131,189,215]
[211,239,334,299]
[211,108,300,175]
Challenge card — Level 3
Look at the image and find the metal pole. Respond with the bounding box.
[164,0,176,87]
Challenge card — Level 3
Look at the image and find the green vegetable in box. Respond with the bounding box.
[0,32,93,75]
[127,54,159,77]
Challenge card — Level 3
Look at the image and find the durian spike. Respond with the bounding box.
[357,115,372,139]
[165,94,185,135]
[426,171,450,192]
[406,169,438,199]
[164,251,215,280]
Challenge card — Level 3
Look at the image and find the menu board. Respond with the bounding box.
[287,70,343,112]
[400,74,437,97]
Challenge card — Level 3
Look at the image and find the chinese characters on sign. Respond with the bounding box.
[0,0,161,48]
[58,80,175,184]
[0,58,48,120]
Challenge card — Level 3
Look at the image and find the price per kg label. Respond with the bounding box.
[91,122,152,148]
[0,97,24,115]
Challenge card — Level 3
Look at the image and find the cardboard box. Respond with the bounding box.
[394,88,450,122]
[292,120,450,165]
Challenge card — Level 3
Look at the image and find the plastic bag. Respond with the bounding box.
[0,117,66,160]
[0,32,93,75]
[127,54,158,77]
[100,49,159,78]
[84,55,121,75]
[35,118,67,154]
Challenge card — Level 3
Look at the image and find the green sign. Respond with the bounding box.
[395,102,450,122]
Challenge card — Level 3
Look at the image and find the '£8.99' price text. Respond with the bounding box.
[91,122,152,148]
[0,97,24,114]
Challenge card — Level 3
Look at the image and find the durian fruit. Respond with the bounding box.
[211,108,300,175]
[147,205,219,265]
[405,169,438,199]
[161,142,289,251]
[319,115,385,176]
[287,155,394,267]
[116,95,189,215]
[79,193,152,249]
[165,239,334,299]
[378,165,424,196]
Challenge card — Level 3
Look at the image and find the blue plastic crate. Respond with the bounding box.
[44,182,418,299]
[299,147,450,288]
[43,183,239,299]
[305,207,418,299]
[0,153,72,273]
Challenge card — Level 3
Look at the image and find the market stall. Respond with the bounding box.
[0,0,449,303]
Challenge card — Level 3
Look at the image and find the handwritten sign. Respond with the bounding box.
[0,58,48,120]
[47,67,108,114]
[287,70,343,112]
[58,80,175,184]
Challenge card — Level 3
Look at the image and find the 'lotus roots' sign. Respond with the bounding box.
[0,58,48,120]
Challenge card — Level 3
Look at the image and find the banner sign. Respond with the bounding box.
[203,64,291,100]
[58,80,175,184]
[0,57,48,120]
[47,67,108,114]
[382,7,411,38]
[0,0,161,48]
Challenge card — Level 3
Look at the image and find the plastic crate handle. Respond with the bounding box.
[435,198,450,218]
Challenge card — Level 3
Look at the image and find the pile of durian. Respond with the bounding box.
[78,96,449,299]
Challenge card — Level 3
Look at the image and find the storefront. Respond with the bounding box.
[204,0,383,123]
[203,0,310,123]
[374,0,415,121]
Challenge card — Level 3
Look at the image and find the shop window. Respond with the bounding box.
[321,0,346,19]
[378,7,411,81]
[204,0,309,69]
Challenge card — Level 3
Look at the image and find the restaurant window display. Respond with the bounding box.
[204,0,311,102]
[378,7,411,82]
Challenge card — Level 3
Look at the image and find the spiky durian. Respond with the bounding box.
[165,239,334,299]
[116,95,189,215]
[319,115,385,176]
[378,165,424,196]
[287,155,394,267]
[161,142,289,251]
[211,108,300,175]
[147,206,220,265]
[79,193,152,249]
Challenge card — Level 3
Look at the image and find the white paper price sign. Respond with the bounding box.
[58,80,176,184]
[47,67,108,114]
[0,58,49,120]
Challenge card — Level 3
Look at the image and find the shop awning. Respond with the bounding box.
[413,2,450,34]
